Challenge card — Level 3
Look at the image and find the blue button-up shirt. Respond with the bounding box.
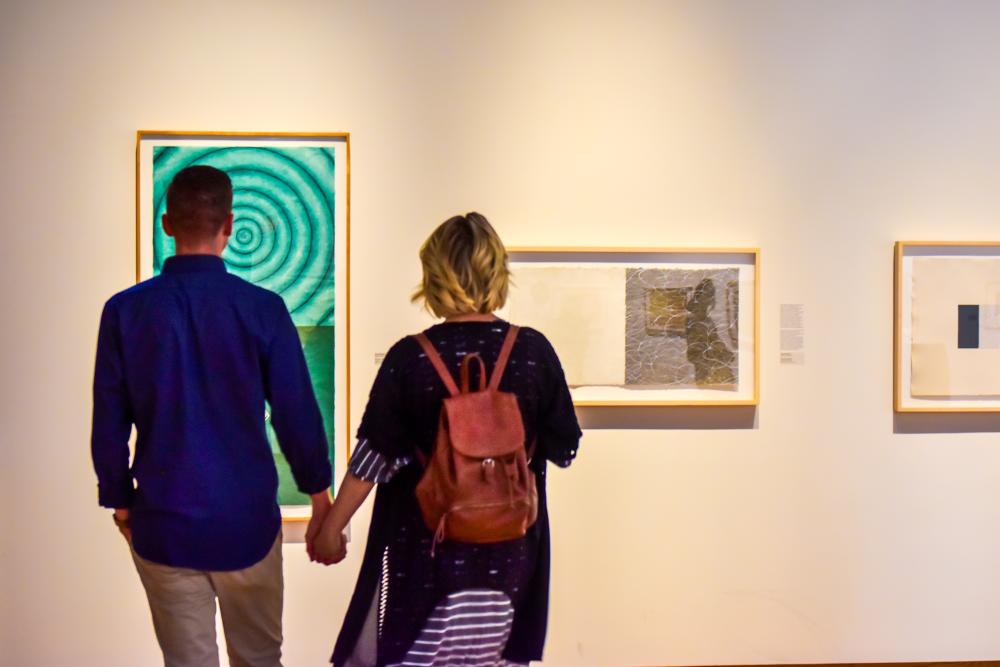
[91,255,332,571]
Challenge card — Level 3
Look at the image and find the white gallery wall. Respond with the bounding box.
[4,1,1000,665]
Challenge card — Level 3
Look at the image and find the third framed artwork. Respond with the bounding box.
[895,241,1000,413]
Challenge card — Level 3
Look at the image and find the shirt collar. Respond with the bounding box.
[162,255,227,274]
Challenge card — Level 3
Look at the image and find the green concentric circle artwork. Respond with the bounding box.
[150,143,338,505]
[152,145,336,327]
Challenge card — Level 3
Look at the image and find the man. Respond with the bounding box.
[91,165,335,667]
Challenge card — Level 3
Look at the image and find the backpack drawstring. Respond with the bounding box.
[431,514,447,558]
[500,458,516,508]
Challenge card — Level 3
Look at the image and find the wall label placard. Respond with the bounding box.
[780,303,805,365]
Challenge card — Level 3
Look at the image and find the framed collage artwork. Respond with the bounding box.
[502,247,759,406]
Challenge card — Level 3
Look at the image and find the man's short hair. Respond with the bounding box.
[165,165,233,240]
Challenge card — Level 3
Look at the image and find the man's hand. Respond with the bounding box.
[305,489,332,563]
[113,508,132,543]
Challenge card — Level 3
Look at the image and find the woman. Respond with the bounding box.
[314,213,582,667]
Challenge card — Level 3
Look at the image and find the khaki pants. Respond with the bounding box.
[131,534,284,667]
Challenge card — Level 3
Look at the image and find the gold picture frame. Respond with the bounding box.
[505,246,760,407]
[894,241,1000,413]
[135,131,351,519]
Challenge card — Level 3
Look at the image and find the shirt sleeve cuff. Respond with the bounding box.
[349,439,411,484]
[97,484,135,509]
[296,468,333,496]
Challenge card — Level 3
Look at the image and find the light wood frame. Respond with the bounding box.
[894,240,1000,413]
[134,131,351,518]
[506,246,760,407]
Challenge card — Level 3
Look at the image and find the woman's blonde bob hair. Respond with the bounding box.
[412,212,511,318]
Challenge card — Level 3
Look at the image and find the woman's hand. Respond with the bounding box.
[313,527,348,565]
[310,472,374,566]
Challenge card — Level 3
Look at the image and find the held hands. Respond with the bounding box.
[313,527,348,565]
[306,490,333,562]
[306,489,347,565]
[306,474,373,566]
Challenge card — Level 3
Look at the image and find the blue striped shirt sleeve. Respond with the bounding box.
[349,438,412,483]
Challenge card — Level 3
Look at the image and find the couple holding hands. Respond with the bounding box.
[92,165,581,667]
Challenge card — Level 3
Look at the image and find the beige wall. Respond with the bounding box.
[5,1,1000,665]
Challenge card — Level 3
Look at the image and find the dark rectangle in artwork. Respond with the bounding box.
[958,304,980,348]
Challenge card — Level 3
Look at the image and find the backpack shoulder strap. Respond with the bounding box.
[413,333,460,397]
[489,325,521,390]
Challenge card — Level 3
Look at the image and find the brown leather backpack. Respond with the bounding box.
[412,325,538,551]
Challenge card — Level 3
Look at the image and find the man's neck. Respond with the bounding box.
[174,242,225,257]
[174,249,222,257]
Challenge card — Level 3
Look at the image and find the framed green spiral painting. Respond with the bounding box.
[135,131,350,519]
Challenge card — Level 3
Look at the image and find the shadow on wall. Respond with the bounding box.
[894,412,1000,434]
[577,406,757,430]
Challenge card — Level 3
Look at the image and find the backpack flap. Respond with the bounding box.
[443,390,525,458]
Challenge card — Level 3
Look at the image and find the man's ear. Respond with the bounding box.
[162,214,174,238]
[222,213,234,238]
